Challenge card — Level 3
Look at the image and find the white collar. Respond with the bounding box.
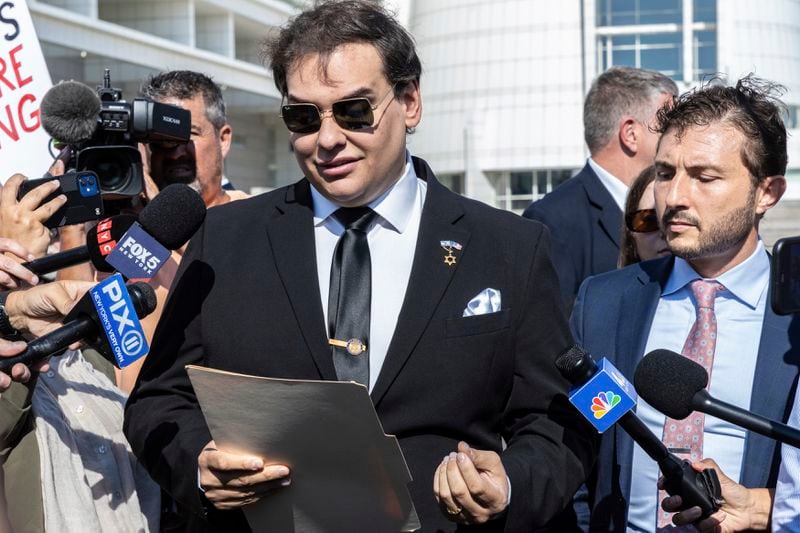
[588,158,628,212]
[310,151,418,233]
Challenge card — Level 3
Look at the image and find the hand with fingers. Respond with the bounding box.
[659,458,773,532]
[0,280,94,383]
[198,440,291,510]
[0,174,67,258]
[0,337,35,393]
[0,238,39,289]
[5,279,95,339]
[138,143,161,202]
[433,441,510,525]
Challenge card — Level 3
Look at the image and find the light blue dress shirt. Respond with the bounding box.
[774,390,800,530]
[627,242,769,532]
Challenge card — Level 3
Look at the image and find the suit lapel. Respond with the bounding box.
[265,180,337,380]
[617,257,672,505]
[580,164,623,250]
[370,158,469,405]
[741,292,800,487]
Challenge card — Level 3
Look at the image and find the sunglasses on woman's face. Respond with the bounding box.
[279,86,396,134]
[626,208,660,233]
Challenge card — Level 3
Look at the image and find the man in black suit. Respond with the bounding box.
[123,1,595,531]
[523,67,677,307]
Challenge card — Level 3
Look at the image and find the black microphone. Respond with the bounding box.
[556,346,721,518]
[40,80,101,144]
[22,214,137,276]
[21,183,206,276]
[634,349,800,449]
[0,282,157,372]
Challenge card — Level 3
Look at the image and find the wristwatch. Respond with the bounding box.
[0,291,20,339]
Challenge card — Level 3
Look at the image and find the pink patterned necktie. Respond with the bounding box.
[656,279,724,531]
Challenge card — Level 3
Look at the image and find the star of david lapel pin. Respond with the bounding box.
[440,240,463,266]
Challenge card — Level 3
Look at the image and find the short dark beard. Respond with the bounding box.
[666,188,758,261]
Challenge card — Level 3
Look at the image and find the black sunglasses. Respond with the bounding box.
[280,86,396,134]
[626,208,660,233]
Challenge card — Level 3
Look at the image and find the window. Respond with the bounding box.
[598,33,683,80]
[596,0,717,83]
[490,169,575,212]
[438,173,465,195]
[693,30,716,79]
[784,105,800,130]
[597,0,682,26]
[693,0,716,23]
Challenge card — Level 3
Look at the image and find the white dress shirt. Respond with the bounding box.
[627,241,769,532]
[311,153,426,392]
[588,158,629,212]
[774,394,800,531]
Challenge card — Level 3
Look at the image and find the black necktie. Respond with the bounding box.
[328,207,377,387]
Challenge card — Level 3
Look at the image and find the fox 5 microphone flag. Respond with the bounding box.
[569,358,638,433]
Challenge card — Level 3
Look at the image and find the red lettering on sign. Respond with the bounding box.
[18,93,38,132]
[9,44,31,89]
[0,103,18,143]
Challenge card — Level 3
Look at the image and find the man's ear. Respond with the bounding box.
[756,175,786,216]
[219,124,233,159]
[402,80,422,130]
[618,116,638,155]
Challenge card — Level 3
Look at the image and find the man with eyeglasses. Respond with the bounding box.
[524,67,677,311]
[140,70,248,208]
[124,1,596,531]
[568,76,798,532]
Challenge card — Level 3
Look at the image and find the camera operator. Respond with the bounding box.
[139,70,248,208]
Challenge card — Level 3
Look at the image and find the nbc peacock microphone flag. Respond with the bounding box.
[568,357,638,433]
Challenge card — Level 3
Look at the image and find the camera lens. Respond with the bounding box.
[76,145,143,198]
[86,152,127,190]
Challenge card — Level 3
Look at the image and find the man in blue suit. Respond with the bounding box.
[571,76,800,532]
[524,67,677,309]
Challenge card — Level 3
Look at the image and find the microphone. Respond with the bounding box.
[0,276,157,372]
[40,80,101,144]
[556,345,721,518]
[21,183,206,277]
[103,184,206,279]
[22,214,137,276]
[634,349,800,449]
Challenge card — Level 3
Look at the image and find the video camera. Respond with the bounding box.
[42,69,191,203]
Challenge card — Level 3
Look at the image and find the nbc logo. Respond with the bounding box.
[591,391,621,419]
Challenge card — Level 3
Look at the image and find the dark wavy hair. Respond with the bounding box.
[262,0,422,99]
[655,75,788,185]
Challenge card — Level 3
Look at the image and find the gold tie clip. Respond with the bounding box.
[329,338,367,356]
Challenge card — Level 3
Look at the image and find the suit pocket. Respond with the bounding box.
[445,309,512,338]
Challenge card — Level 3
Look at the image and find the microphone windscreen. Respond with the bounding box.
[555,345,598,385]
[41,81,101,144]
[126,282,158,319]
[633,349,709,420]
[139,184,206,250]
[86,214,138,272]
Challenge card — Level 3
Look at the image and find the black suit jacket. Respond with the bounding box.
[571,256,800,531]
[124,158,597,532]
[522,163,623,309]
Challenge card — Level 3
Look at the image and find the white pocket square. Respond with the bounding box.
[463,288,501,317]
